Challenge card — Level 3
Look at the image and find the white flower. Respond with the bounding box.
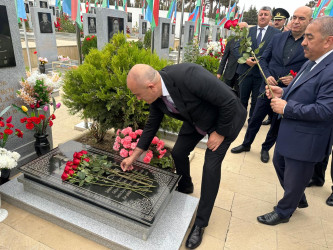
[0,148,20,170]
[11,152,21,161]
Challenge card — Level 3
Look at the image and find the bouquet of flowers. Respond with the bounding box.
[113,127,174,170]
[0,148,20,171]
[38,57,48,65]
[0,107,24,148]
[201,40,225,59]
[58,55,70,62]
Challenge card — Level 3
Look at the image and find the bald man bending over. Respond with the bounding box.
[121,63,246,248]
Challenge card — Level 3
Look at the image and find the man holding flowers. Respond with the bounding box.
[121,63,246,249]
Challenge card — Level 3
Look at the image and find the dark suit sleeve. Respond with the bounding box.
[217,41,232,75]
[284,74,333,122]
[232,40,242,60]
[259,38,274,78]
[186,67,240,137]
[136,103,164,151]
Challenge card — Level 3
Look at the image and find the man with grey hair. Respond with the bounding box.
[122,63,246,248]
[258,16,333,225]
[233,6,280,121]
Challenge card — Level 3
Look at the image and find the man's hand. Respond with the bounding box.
[120,148,143,171]
[270,98,287,114]
[207,131,225,151]
[266,76,278,86]
[279,75,294,86]
[246,57,257,67]
[266,85,283,99]
[217,74,221,79]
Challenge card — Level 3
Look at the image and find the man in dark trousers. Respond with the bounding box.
[231,6,312,163]
[233,6,280,120]
[121,63,246,248]
[258,16,333,225]
[216,22,248,96]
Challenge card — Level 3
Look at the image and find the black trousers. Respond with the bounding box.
[311,151,333,187]
[224,73,239,97]
[242,96,276,151]
[172,130,236,227]
[239,75,262,119]
[273,149,315,218]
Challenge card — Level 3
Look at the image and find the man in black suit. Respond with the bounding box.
[231,6,311,163]
[217,22,248,96]
[233,6,280,120]
[121,63,246,248]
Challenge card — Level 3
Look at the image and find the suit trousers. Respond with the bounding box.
[224,73,239,97]
[242,96,276,151]
[239,75,262,118]
[171,129,236,227]
[311,151,333,186]
[273,148,315,218]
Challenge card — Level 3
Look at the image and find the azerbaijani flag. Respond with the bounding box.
[71,0,82,28]
[102,0,108,8]
[123,0,127,12]
[218,17,227,26]
[63,0,72,15]
[317,0,333,17]
[146,0,159,30]
[313,0,322,17]
[56,0,62,12]
[215,3,219,25]
[229,2,236,19]
[173,1,177,23]
[234,10,239,19]
[15,0,27,23]
[167,0,175,19]
[188,6,199,21]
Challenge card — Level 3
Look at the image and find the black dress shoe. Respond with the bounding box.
[307,179,324,187]
[326,192,333,206]
[260,150,269,163]
[185,225,205,249]
[257,211,289,225]
[176,184,194,194]
[298,199,309,208]
[262,119,271,125]
[231,145,251,154]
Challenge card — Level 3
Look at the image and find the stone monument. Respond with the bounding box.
[183,21,195,46]
[153,17,171,59]
[212,25,221,42]
[83,13,97,37]
[49,5,56,18]
[169,23,175,49]
[0,0,36,166]
[199,24,210,49]
[96,8,127,50]
[30,6,58,66]
[138,14,147,41]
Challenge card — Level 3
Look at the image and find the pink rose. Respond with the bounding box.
[123,141,131,149]
[120,148,129,158]
[124,136,132,143]
[116,129,121,135]
[135,129,143,136]
[143,155,152,163]
[159,149,167,155]
[129,132,137,139]
[131,142,137,149]
[146,150,153,158]
[121,127,132,136]
[113,142,120,151]
[43,105,48,112]
[129,150,133,156]
[115,136,121,143]
[157,140,165,151]
[151,136,159,144]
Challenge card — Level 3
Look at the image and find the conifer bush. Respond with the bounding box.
[62,33,182,141]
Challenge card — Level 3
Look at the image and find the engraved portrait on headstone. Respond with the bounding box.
[204,26,209,43]
[142,21,147,34]
[215,27,220,41]
[0,5,16,68]
[29,1,33,7]
[40,1,48,8]
[25,3,29,13]
[108,17,124,41]
[161,23,169,49]
[127,12,132,23]
[49,6,55,16]
[88,17,96,34]
[189,25,194,42]
[171,24,175,35]
[38,12,52,33]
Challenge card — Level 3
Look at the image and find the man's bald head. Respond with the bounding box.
[127,64,162,104]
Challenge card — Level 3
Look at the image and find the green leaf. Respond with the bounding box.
[0,106,11,117]
[242,53,250,60]
[77,171,86,180]
[246,47,252,53]
[79,180,85,186]
[52,97,56,112]
[238,57,247,64]
[254,48,260,55]
[92,166,101,172]
[258,41,265,49]
[11,104,27,115]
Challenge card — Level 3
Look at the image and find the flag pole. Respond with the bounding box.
[197,0,203,46]
[23,20,32,72]
[177,0,184,64]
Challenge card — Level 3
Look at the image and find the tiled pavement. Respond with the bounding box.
[1,92,333,250]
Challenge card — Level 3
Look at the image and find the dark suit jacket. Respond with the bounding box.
[217,39,238,80]
[137,63,247,150]
[259,31,307,92]
[276,52,333,162]
[234,25,280,77]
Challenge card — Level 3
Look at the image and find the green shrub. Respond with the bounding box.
[82,35,97,57]
[58,15,76,33]
[63,33,182,142]
[195,55,220,75]
[183,41,200,64]
[143,29,152,49]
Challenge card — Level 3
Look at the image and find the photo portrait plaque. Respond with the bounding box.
[161,23,169,49]
[88,17,96,34]
[38,12,53,33]
[40,1,48,8]
[108,16,124,41]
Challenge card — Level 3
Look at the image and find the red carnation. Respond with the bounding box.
[4,129,13,135]
[20,117,27,123]
[51,114,56,120]
[86,37,91,41]
[0,121,4,127]
[6,116,12,123]
[61,172,69,181]
[15,129,23,138]
[290,70,297,77]
[49,120,53,127]
[0,132,3,139]
[39,114,46,120]
[26,122,34,130]
[6,123,14,128]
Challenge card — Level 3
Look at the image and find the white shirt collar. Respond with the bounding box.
[161,76,169,97]
[258,25,268,31]
[315,49,333,65]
